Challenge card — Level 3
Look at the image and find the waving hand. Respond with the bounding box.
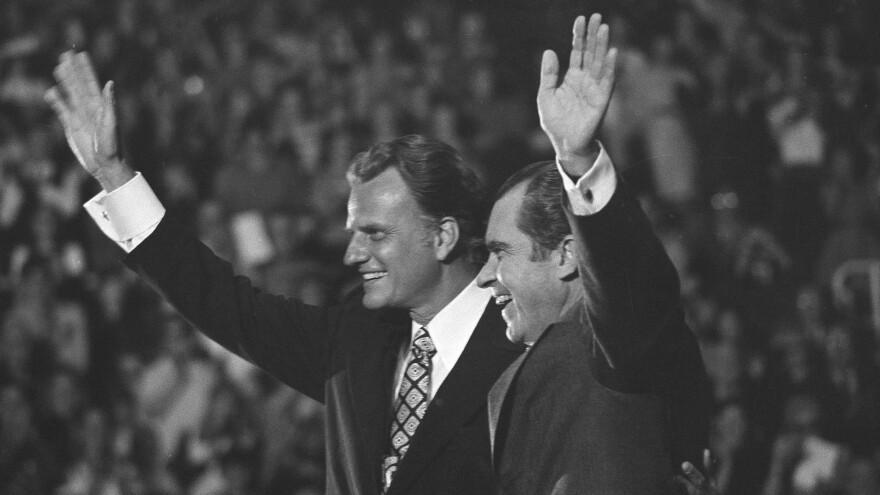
[538,14,617,170]
[45,51,133,191]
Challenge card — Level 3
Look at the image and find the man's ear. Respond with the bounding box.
[555,235,578,280]
[434,216,461,261]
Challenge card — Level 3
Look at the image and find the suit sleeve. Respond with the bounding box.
[562,166,712,469]
[123,215,343,402]
[565,180,681,371]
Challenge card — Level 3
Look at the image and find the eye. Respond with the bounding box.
[486,243,508,261]
[367,230,387,241]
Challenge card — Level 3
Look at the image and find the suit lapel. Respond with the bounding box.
[487,349,528,464]
[488,321,562,467]
[388,301,523,494]
[347,308,410,491]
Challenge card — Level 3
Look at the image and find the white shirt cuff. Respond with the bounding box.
[556,142,618,216]
[83,172,166,252]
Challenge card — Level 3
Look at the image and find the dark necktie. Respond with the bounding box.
[381,327,436,492]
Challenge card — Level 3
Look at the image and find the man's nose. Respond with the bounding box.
[343,234,368,266]
[476,257,497,288]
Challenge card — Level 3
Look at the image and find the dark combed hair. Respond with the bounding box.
[496,161,570,260]
[346,134,489,264]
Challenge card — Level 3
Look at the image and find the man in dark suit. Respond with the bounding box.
[477,15,713,494]
[46,55,522,494]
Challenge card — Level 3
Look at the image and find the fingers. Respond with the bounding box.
[52,51,74,102]
[44,86,71,127]
[682,461,708,486]
[582,14,600,70]
[52,50,101,112]
[98,81,119,156]
[569,15,587,71]
[76,52,102,100]
[569,13,614,83]
[54,51,85,107]
[601,47,618,91]
[102,81,116,121]
[539,50,560,91]
[703,449,715,475]
[590,22,610,77]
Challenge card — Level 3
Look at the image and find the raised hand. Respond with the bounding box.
[537,14,617,169]
[45,51,133,191]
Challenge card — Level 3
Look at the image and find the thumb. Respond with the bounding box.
[98,81,118,157]
[539,50,560,92]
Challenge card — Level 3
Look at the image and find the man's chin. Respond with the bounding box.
[505,326,525,344]
[506,322,542,346]
[361,292,387,310]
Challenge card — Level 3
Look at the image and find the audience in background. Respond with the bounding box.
[1,0,879,493]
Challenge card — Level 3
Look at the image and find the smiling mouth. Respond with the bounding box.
[494,294,512,306]
[362,271,387,281]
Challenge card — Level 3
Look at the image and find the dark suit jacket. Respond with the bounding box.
[488,179,712,494]
[124,217,523,495]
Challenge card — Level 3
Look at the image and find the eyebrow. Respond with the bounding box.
[346,222,389,234]
[485,240,511,253]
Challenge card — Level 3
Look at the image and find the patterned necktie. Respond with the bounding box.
[381,327,436,492]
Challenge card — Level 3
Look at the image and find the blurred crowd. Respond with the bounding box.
[1,0,879,493]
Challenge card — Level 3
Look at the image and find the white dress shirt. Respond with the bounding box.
[83,172,165,253]
[392,279,491,402]
[556,142,617,216]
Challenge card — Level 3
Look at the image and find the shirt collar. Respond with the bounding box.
[412,277,491,370]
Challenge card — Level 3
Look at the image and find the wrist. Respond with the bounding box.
[93,158,135,192]
[556,140,601,177]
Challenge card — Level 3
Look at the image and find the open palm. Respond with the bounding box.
[537,14,617,160]
[45,51,118,177]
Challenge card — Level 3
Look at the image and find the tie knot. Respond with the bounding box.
[412,327,436,360]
